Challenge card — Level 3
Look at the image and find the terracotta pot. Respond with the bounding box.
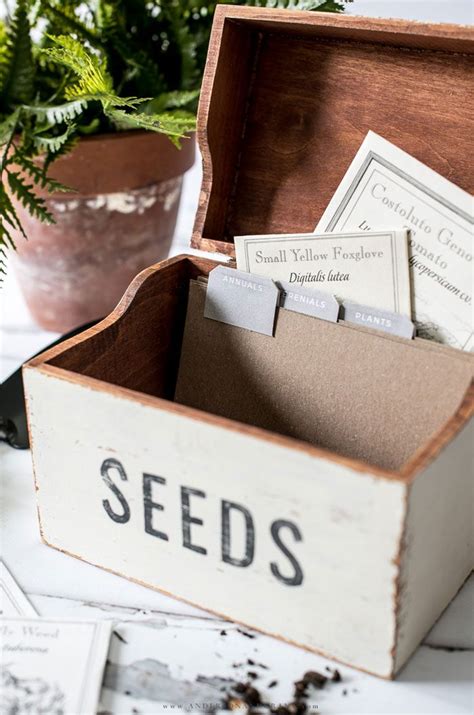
[11,130,195,332]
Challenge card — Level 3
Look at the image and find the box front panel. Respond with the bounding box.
[24,367,406,676]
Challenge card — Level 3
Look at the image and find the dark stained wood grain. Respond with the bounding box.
[33,256,218,399]
[192,18,260,250]
[192,6,474,253]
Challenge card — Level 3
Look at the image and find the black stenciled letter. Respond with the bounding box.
[181,487,207,555]
[221,501,255,567]
[270,520,304,586]
[100,458,130,524]
[143,474,168,541]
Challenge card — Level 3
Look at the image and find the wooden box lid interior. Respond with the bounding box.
[192,7,473,256]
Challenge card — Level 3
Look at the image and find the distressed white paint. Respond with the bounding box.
[49,178,182,216]
[51,199,81,212]
[84,191,157,214]
[394,420,474,672]
[24,366,406,677]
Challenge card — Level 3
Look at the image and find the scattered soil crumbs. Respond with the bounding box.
[225,667,343,713]
[237,628,257,639]
[247,659,269,669]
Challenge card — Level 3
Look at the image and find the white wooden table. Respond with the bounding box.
[2,155,474,714]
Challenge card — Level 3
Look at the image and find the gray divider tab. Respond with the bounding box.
[342,301,415,339]
[278,281,339,322]
[204,266,279,336]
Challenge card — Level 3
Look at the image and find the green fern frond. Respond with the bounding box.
[145,90,200,114]
[0,0,35,107]
[40,38,192,143]
[43,134,78,174]
[23,98,88,124]
[7,170,55,224]
[32,124,74,154]
[11,151,72,193]
[0,181,25,242]
[42,35,113,96]
[41,38,150,115]
[0,178,23,274]
[0,109,21,172]
[162,90,200,110]
[150,111,197,137]
[108,107,195,146]
[0,223,15,275]
[38,1,101,49]
[301,0,348,10]
[0,21,8,71]
[86,93,147,110]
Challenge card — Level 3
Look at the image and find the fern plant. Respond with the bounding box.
[0,0,349,272]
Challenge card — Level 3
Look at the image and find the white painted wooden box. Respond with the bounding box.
[24,9,473,678]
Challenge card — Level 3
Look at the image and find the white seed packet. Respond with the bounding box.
[316,131,473,350]
[0,618,112,715]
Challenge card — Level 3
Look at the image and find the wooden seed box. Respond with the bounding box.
[24,7,473,678]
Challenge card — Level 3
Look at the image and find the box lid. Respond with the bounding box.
[191,6,473,256]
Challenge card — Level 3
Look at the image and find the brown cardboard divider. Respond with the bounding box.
[174,281,473,472]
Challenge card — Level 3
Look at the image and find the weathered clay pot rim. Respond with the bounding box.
[17,128,196,198]
[63,127,195,146]
[44,177,185,202]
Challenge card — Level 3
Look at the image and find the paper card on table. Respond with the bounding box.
[315,130,474,351]
[0,619,112,715]
[235,230,411,316]
[0,561,37,617]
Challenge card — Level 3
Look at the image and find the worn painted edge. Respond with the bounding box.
[389,482,410,678]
